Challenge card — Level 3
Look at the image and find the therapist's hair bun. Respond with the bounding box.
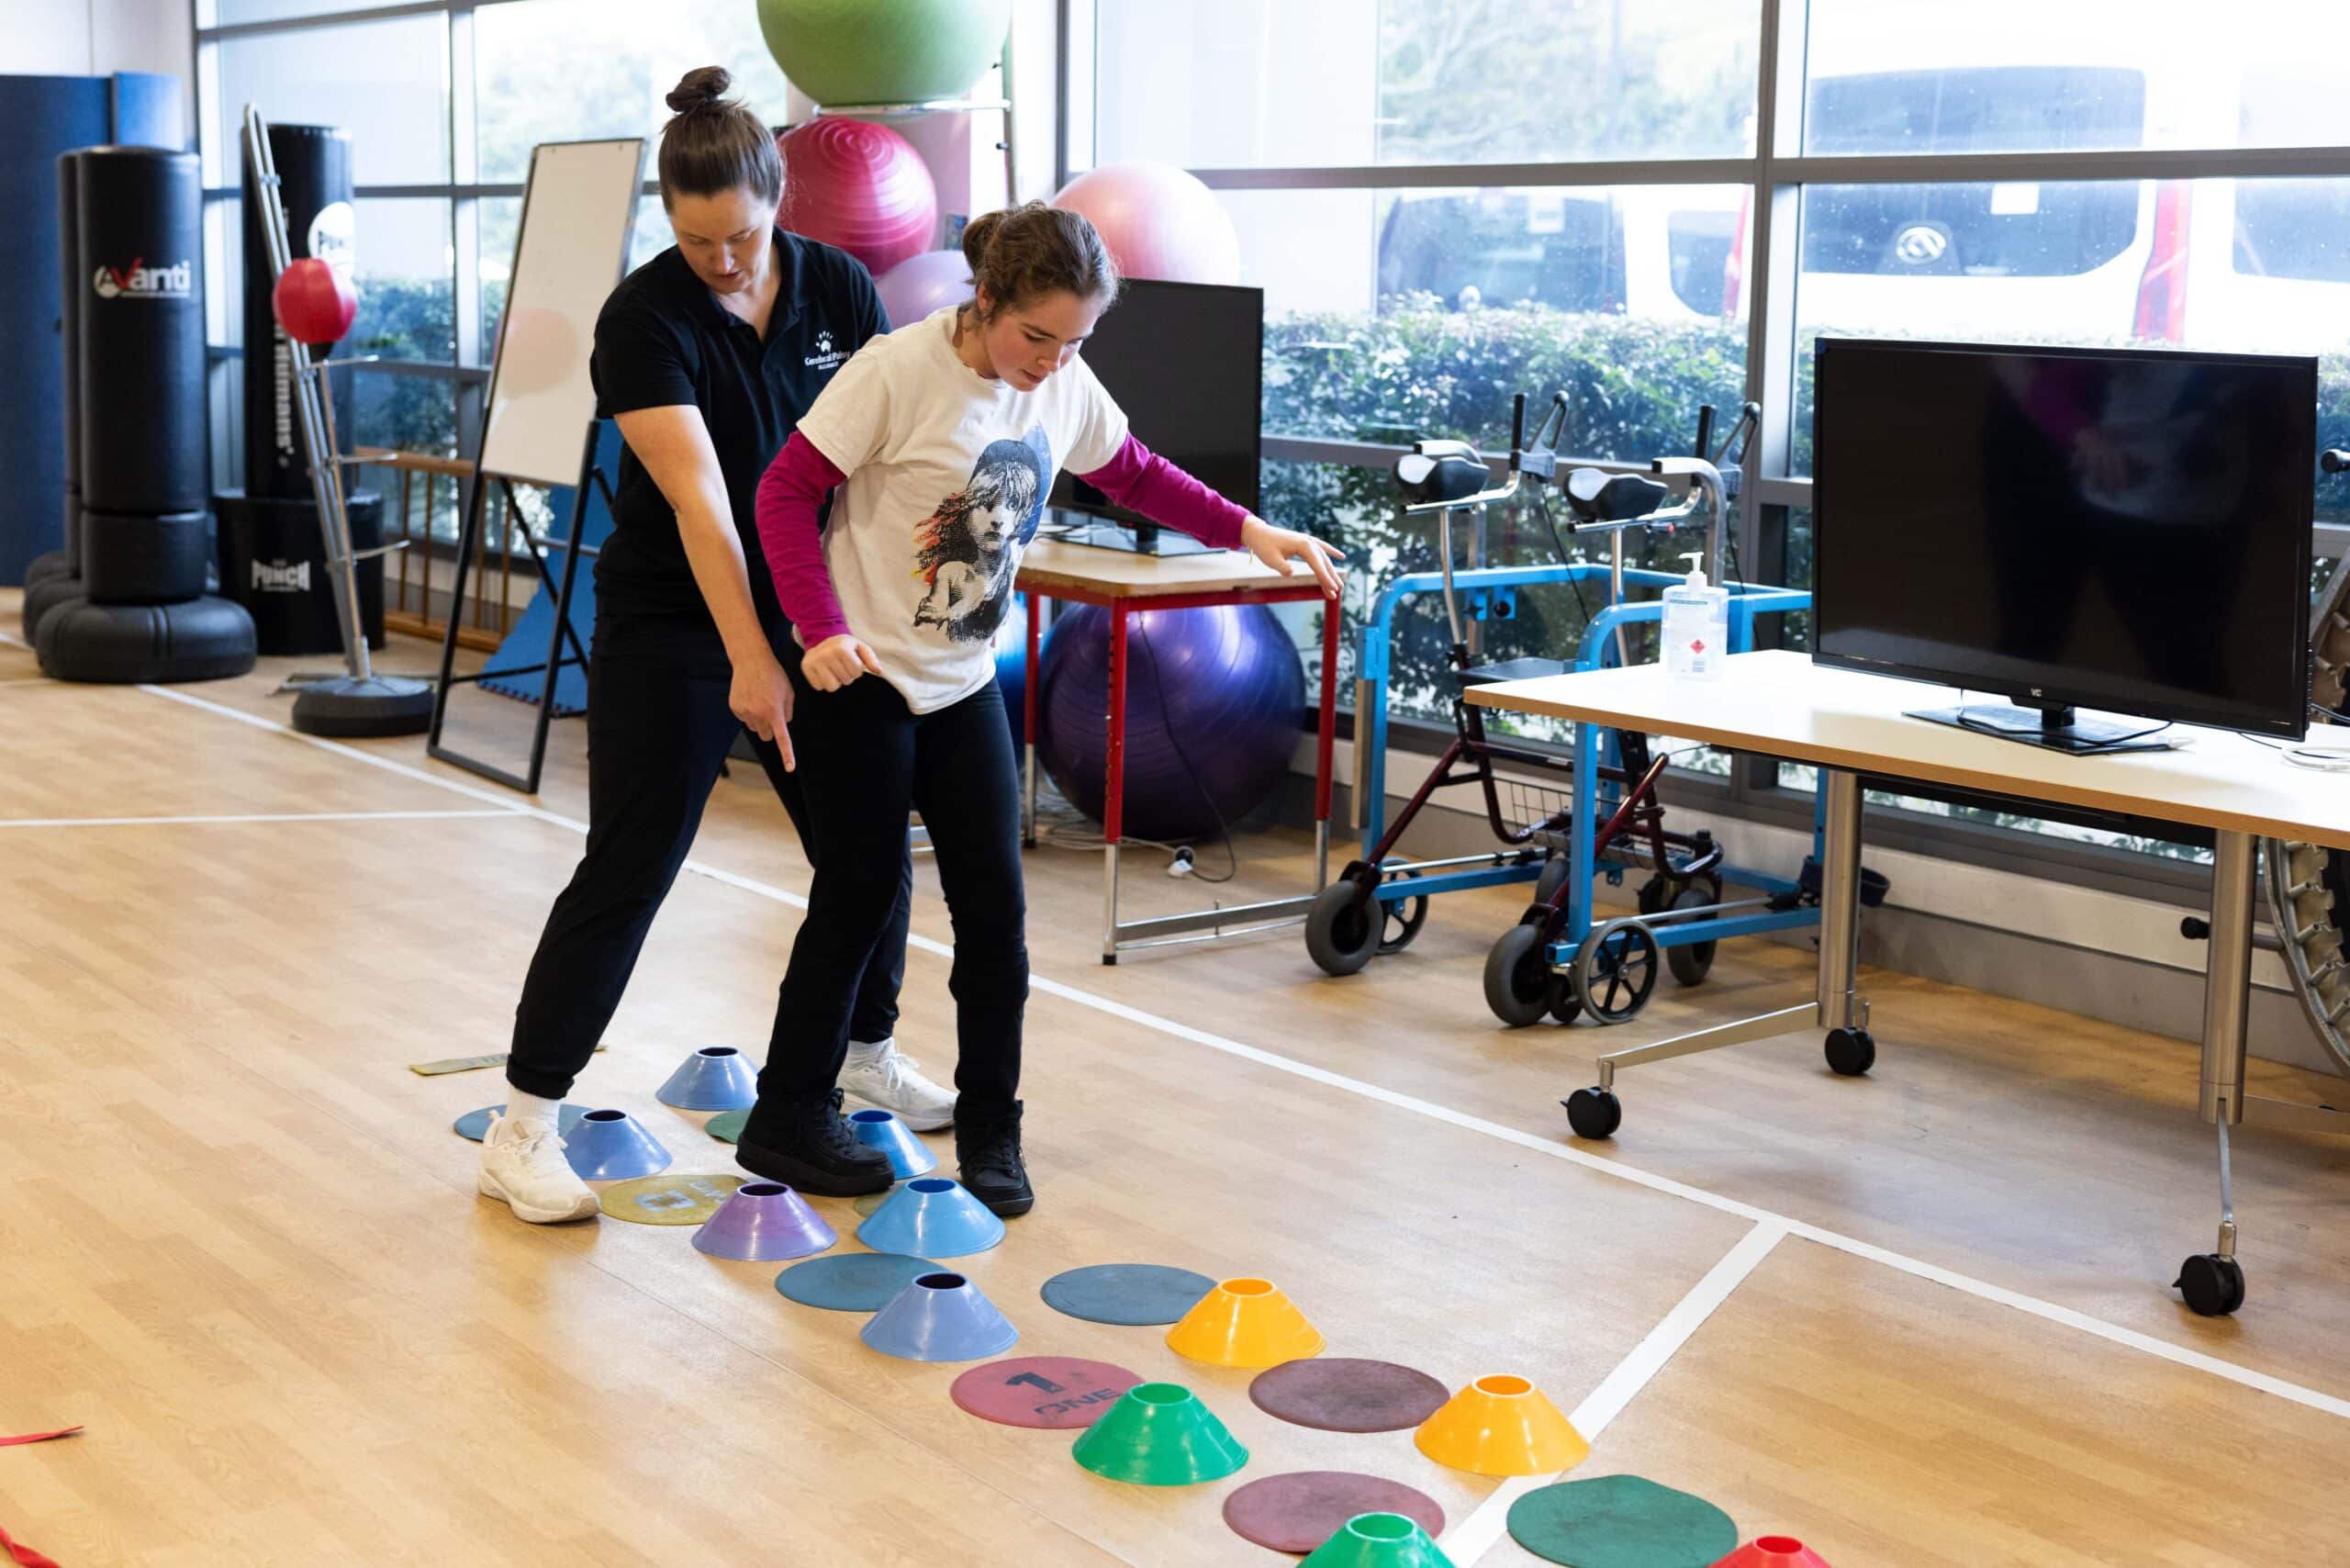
[666,66,733,115]
[658,67,783,210]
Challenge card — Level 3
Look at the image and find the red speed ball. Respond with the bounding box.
[273,257,357,347]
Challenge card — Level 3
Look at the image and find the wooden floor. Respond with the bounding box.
[3,596,2347,1566]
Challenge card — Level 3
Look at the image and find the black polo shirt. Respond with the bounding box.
[589,229,885,628]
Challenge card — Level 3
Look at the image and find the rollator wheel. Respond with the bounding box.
[1563,1087,1621,1140]
[1379,874,1429,954]
[1824,1027,1875,1076]
[1571,924,1659,1025]
[1664,884,1718,987]
[1535,855,1571,907]
[2174,1253,2245,1317]
[1305,878,1381,977]
[1546,975,1583,1025]
[1483,924,1555,1028]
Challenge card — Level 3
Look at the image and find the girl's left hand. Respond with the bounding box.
[1239,516,1347,599]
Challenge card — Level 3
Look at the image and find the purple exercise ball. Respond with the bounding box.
[1035,602,1305,843]
[877,248,975,327]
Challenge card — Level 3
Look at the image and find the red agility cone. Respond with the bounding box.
[1714,1537,1834,1568]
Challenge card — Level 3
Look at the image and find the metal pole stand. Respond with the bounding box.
[244,104,432,738]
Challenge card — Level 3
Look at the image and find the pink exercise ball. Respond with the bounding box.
[1050,162,1240,286]
[875,248,974,325]
[778,118,939,277]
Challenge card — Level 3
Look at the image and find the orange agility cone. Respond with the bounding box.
[1413,1374,1589,1476]
[1166,1278,1326,1368]
[1714,1538,1834,1568]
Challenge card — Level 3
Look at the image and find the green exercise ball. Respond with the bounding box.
[757,0,1012,107]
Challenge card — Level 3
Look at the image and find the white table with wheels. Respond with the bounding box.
[1467,648,2350,1316]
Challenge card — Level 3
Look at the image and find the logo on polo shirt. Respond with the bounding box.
[805,328,847,371]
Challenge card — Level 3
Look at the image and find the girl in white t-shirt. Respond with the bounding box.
[744,202,1340,1216]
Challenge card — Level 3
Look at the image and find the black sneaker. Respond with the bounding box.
[734,1089,893,1197]
[956,1099,1034,1217]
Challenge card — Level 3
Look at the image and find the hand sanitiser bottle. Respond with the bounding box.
[1661,553,1729,679]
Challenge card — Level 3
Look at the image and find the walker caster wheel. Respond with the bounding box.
[1378,884,1429,954]
[1571,924,1659,1025]
[1824,1027,1875,1076]
[1484,924,1555,1028]
[1535,855,1571,907]
[2175,1253,2245,1317]
[1305,877,1381,976]
[1563,1087,1621,1140]
[1546,976,1584,1025]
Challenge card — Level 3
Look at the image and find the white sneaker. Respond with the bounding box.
[477,1113,599,1223]
[838,1038,957,1132]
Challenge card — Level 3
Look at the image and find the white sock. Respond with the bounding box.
[504,1089,565,1128]
[845,1038,892,1066]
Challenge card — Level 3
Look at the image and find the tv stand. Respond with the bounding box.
[1908,700,2176,754]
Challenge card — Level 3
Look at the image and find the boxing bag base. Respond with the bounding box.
[36,593,257,684]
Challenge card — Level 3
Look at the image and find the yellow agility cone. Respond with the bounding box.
[1165,1278,1326,1368]
[1413,1374,1589,1476]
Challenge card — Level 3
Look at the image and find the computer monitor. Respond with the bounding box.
[1047,278,1262,553]
[1812,337,2314,747]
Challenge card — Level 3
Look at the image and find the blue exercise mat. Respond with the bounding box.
[478,420,621,714]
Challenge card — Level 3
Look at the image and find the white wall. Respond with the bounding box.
[0,0,196,142]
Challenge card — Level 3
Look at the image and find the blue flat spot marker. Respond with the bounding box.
[776,1251,944,1313]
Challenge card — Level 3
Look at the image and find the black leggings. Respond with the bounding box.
[505,609,913,1102]
[762,669,1025,1116]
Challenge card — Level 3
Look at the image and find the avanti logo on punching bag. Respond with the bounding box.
[92,254,195,301]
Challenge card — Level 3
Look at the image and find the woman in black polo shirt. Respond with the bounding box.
[476,67,933,1224]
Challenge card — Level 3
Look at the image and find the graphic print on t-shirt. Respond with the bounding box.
[911,424,1053,644]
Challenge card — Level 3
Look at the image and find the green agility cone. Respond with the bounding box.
[1302,1512,1458,1567]
[1069,1382,1248,1486]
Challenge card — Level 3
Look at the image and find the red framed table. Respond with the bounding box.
[1014,540,1342,964]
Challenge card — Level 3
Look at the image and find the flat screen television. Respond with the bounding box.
[1046,278,1262,554]
[1812,338,2315,747]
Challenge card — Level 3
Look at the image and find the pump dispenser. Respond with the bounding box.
[1662,551,1730,678]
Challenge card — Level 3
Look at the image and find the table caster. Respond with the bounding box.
[2175,1253,2245,1317]
[1563,1086,1621,1140]
[1825,1027,1875,1076]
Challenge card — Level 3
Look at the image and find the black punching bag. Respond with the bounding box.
[39,144,254,684]
[79,148,207,519]
[242,124,353,499]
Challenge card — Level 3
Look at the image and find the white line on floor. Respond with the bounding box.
[1445,1220,1789,1564]
[0,809,520,829]
[103,676,2350,1428]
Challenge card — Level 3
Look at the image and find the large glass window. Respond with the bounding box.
[1092,0,1759,169]
[1802,0,2350,155]
[1790,175,2350,469]
[212,14,452,186]
[474,0,793,185]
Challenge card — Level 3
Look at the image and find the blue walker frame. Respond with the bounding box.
[1351,562,1829,988]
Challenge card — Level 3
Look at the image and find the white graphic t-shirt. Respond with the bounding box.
[792,306,1129,714]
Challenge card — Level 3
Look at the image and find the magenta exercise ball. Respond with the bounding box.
[1050,162,1241,286]
[1036,603,1304,843]
[876,247,974,327]
[778,118,938,278]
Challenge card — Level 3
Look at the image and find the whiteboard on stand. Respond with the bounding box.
[476,137,645,487]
